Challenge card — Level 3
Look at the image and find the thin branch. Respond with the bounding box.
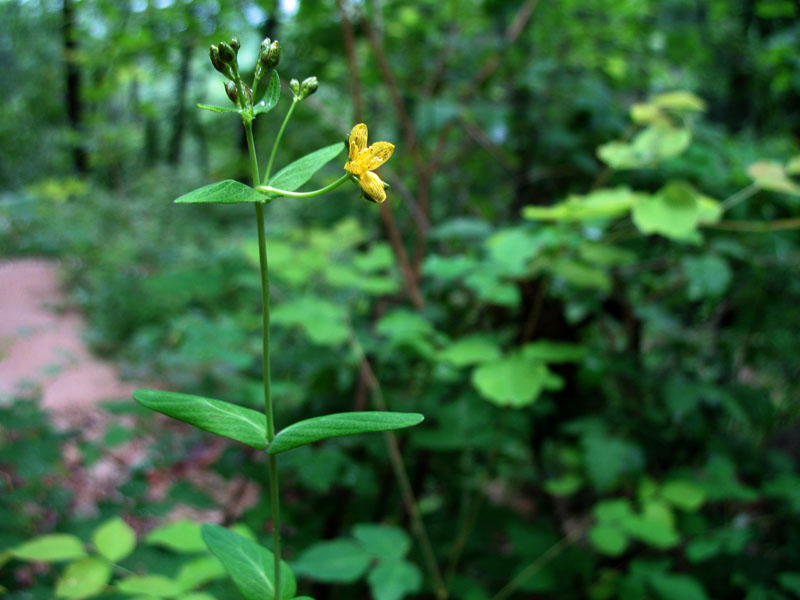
[349,333,447,600]
[704,218,800,232]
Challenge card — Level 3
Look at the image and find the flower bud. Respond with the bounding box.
[290,78,300,97]
[299,76,319,99]
[230,37,240,53]
[260,37,271,55]
[259,40,281,69]
[209,45,223,71]
[218,41,236,64]
[225,80,238,104]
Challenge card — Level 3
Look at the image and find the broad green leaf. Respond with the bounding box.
[180,594,218,600]
[174,180,265,204]
[271,296,349,346]
[352,524,410,561]
[202,524,296,600]
[12,534,86,562]
[747,161,800,196]
[367,559,422,600]
[268,411,425,454]
[523,187,635,221]
[292,539,370,583]
[589,524,628,556]
[778,572,800,595]
[622,501,680,549]
[117,575,183,597]
[632,182,700,239]
[697,195,723,224]
[630,103,663,124]
[254,71,281,115]
[631,125,692,162]
[543,473,583,496]
[422,254,477,281]
[197,104,240,114]
[661,480,706,511]
[548,259,611,292]
[146,519,206,553]
[651,91,706,112]
[787,156,800,175]
[682,255,732,300]
[471,355,550,407]
[56,557,111,599]
[92,517,136,562]
[521,341,585,363]
[597,141,644,170]
[176,556,226,590]
[594,498,635,523]
[582,433,643,492]
[439,335,502,367]
[685,535,723,562]
[649,573,709,600]
[133,389,267,449]
[264,144,344,198]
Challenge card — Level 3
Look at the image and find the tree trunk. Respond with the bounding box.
[167,40,193,165]
[62,0,87,173]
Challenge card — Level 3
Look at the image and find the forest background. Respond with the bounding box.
[2,0,800,599]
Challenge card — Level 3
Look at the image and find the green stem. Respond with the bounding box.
[264,97,298,182]
[256,173,351,198]
[721,183,759,212]
[245,118,281,596]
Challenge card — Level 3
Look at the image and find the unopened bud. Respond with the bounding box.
[259,40,281,69]
[225,80,238,104]
[290,78,300,97]
[299,76,318,99]
[230,37,240,53]
[218,41,236,64]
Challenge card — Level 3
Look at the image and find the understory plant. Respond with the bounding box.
[2,37,425,600]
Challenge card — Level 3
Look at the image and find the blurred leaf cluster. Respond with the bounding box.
[3,0,800,599]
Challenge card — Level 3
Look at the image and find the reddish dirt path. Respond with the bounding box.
[0,258,137,424]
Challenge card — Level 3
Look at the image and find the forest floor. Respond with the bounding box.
[0,258,137,427]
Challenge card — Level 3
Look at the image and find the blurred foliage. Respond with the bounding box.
[2,0,800,599]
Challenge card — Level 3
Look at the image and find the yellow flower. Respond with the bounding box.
[344,123,394,203]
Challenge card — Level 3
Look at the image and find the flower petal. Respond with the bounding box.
[358,171,387,203]
[365,142,395,171]
[348,123,368,160]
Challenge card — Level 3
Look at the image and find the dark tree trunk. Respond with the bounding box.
[167,40,193,165]
[62,0,87,173]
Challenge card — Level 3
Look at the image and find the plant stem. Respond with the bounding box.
[245,118,281,596]
[349,332,448,600]
[264,97,298,182]
[256,173,350,198]
[721,184,758,211]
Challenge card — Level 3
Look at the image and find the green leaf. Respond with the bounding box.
[471,355,550,407]
[632,182,701,239]
[661,480,706,511]
[651,91,706,112]
[197,104,241,114]
[747,161,800,196]
[117,575,183,597]
[202,524,296,600]
[268,411,425,454]
[439,335,502,367]
[352,524,410,561]
[521,341,586,363]
[682,255,732,300]
[56,558,112,599]
[648,573,709,600]
[778,572,800,595]
[292,539,370,583]
[589,524,628,556]
[367,559,422,600]
[271,296,349,346]
[547,258,611,292]
[543,473,583,496]
[174,180,265,204]
[133,389,267,450]
[176,556,226,591]
[92,517,136,562]
[254,71,281,115]
[264,143,344,199]
[146,519,206,553]
[786,155,800,176]
[12,534,86,562]
[622,501,680,549]
[523,187,635,221]
[582,434,643,492]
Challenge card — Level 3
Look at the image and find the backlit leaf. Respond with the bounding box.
[174,180,264,204]
[12,534,86,562]
[268,412,424,454]
[92,517,136,563]
[264,144,344,199]
[292,539,370,583]
[56,557,111,599]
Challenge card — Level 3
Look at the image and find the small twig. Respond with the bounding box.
[349,333,447,600]
[705,217,800,232]
[720,184,759,211]
[489,527,584,600]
